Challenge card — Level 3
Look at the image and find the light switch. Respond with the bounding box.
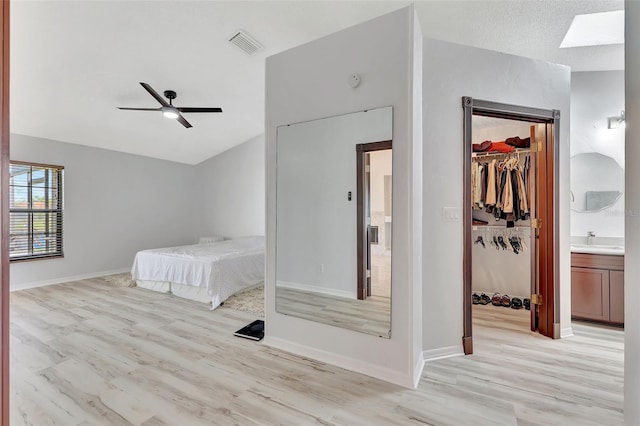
[442,207,461,222]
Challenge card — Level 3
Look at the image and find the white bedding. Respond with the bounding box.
[131,236,264,308]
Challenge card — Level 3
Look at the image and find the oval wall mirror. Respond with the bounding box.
[570,152,623,212]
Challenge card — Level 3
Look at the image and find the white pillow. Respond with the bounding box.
[198,236,225,244]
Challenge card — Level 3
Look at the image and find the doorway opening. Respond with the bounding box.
[462,97,560,355]
[356,141,392,301]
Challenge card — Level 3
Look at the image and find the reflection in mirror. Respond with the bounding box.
[276,106,392,338]
[571,152,624,212]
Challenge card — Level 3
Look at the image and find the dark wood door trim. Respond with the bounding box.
[462,99,473,355]
[1,1,9,423]
[529,125,538,332]
[356,140,392,300]
[461,97,560,354]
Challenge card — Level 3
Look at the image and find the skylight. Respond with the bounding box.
[560,10,624,48]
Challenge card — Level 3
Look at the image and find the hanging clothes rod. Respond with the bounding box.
[471,148,530,158]
[472,225,531,231]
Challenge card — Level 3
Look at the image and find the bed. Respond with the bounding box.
[131,236,265,309]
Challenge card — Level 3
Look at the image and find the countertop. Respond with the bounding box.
[570,236,624,256]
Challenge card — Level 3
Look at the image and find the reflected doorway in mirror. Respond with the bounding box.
[356,141,392,301]
[275,106,393,338]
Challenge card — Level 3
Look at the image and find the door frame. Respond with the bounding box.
[356,140,392,300]
[0,1,9,423]
[461,97,560,355]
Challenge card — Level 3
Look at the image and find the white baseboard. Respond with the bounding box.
[422,345,464,362]
[263,336,416,389]
[413,351,425,387]
[10,268,131,292]
[561,326,574,338]
[277,280,355,299]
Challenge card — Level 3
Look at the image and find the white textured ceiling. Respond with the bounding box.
[11,1,624,165]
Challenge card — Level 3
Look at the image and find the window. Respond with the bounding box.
[9,161,64,261]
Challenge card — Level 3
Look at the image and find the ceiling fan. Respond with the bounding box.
[118,82,222,128]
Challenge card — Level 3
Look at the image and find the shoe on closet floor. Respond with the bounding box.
[501,294,511,307]
[491,293,502,306]
[523,298,531,310]
[479,293,491,305]
[472,293,480,304]
[510,297,523,309]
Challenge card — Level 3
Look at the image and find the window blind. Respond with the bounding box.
[9,161,64,261]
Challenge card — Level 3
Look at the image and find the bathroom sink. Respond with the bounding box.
[571,243,624,254]
[571,244,624,250]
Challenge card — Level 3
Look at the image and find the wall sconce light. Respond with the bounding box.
[607,110,625,129]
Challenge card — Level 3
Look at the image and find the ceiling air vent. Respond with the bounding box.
[228,30,263,55]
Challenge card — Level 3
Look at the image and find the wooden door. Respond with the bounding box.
[534,123,558,338]
[528,125,538,332]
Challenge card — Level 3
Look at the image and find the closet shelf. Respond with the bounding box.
[471,147,530,158]
[472,225,531,231]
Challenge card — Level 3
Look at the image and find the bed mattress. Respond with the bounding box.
[131,236,264,308]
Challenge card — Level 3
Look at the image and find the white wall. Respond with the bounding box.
[265,6,423,388]
[571,71,625,238]
[473,120,532,143]
[10,133,200,289]
[422,38,571,355]
[275,108,391,298]
[625,1,639,423]
[195,134,264,239]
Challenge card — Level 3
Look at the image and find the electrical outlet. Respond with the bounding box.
[442,207,461,222]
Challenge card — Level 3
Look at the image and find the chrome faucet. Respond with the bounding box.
[587,231,596,245]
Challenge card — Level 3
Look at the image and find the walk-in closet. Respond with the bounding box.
[470,115,537,335]
[463,98,561,353]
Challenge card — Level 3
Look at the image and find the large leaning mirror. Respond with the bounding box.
[571,152,624,212]
[276,106,392,338]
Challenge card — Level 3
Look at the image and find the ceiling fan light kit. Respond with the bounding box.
[161,106,180,119]
[118,82,223,128]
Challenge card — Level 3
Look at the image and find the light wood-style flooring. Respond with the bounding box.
[371,253,391,298]
[11,279,623,425]
[276,287,391,338]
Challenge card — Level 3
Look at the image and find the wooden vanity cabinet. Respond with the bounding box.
[609,270,625,324]
[571,253,624,325]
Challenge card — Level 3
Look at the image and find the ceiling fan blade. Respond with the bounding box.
[117,107,162,111]
[176,114,192,129]
[140,82,169,107]
[176,107,223,113]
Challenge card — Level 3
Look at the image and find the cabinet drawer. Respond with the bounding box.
[571,253,624,270]
[571,267,610,321]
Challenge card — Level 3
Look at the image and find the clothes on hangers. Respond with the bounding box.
[472,153,530,221]
[485,159,497,206]
[472,162,480,209]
